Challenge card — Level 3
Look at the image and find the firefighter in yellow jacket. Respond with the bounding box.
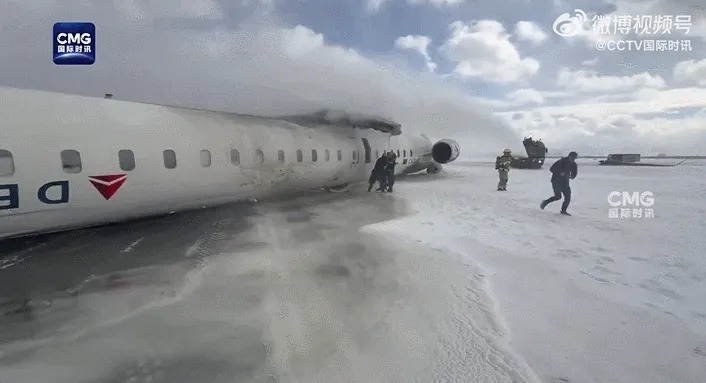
[495,149,513,191]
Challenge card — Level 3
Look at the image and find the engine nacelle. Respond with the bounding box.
[431,139,460,164]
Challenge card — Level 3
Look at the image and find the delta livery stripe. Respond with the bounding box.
[88,174,127,200]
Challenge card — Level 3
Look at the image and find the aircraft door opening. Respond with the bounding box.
[361,138,371,163]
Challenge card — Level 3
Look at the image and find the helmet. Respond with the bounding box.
[503,149,512,154]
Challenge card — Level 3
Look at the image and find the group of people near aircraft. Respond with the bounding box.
[496,148,579,216]
[368,151,397,192]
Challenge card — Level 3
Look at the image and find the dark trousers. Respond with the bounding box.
[368,172,395,191]
[543,181,571,212]
[368,171,381,191]
[385,173,395,190]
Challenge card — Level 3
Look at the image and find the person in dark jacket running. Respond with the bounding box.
[368,152,389,192]
[381,153,397,192]
[540,151,578,215]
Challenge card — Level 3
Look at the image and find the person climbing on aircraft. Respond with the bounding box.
[540,151,578,215]
[368,151,389,192]
[495,149,513,191]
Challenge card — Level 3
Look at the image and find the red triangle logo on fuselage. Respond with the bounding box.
[88,174,128,200]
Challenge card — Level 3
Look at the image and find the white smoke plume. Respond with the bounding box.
[0,0,519,157]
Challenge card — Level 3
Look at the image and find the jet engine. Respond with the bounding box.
[431,139,460,164]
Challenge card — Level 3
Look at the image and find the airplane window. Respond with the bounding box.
[230,149,240,165]
[397,149,400,157]
[61,149,82,173]
[353,150,357,160]
[163,149,177,169]
[255,149,264,165]
[312,150,317,162]
[297,149,303,162]
[403,150,406,157]
[200,150,211,167]
[118,149,135,171]
[325,149,330,162]
[0,149,14,176]
[337,150,342,161]
[278,150,285,163]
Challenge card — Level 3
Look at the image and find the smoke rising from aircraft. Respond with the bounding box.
[0,1,518,156]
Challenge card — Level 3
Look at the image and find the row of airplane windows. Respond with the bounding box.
[0,148,413,177]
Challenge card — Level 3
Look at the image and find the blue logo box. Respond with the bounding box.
[53,22,95,65]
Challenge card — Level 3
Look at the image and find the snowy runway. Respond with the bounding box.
[1,160,704,383]
[0,183,536,383]
[367,159,706,383]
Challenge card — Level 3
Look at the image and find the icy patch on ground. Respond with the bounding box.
[364,161,706,383]
[0,262,207,359]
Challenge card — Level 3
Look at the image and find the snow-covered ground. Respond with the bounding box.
[1,159,704,383]
[365,158,706,383]
[0,181,542,383]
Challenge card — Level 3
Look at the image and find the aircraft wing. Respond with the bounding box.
[279,109,402,135]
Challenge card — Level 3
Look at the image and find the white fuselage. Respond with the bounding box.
[0,87,440,240]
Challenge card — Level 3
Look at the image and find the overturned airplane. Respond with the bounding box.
[0,86,460,240]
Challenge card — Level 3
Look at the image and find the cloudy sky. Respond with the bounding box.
[0,0,704,156]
